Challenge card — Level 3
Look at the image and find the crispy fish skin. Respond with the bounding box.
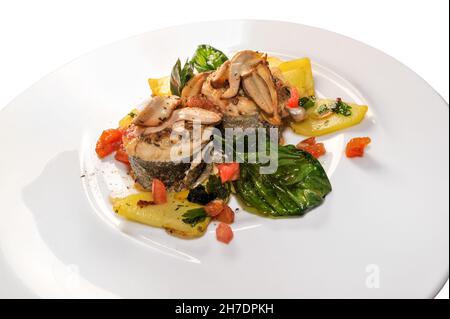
[222,113,274,130]
[129,156,206,191]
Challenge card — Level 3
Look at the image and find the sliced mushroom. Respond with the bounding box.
[133,96,181,127]
[181,72,211,100]
[142,107,222,135]
[201,76,229,110]
[255,63,278,112]
[226,96,259,116]
[177,107,222,124]
[210,60,230,88]
[222,50,265,99]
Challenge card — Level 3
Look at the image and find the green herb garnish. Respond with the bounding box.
[317,104,331,115]
[332,98,352,116]
[191,44,228,73]
[170,58,194,96]
[182,208,208,227]
[299,96,316,109]
[128,111,137,118]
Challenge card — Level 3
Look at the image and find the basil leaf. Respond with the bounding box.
[234,145,332,217]
[182,208,208,227]
[192,44,228,73]
[170,58,194,96]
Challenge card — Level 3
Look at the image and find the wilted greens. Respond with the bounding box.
[234,145,332,217]
[187,175,232,205]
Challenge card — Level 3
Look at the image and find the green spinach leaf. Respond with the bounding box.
[234,145,332,217]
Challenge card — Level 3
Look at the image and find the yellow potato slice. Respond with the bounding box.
[112,192,210,238]
[118,108,139,129]
[278,58,315,98]
[267,56,284,68]
[291,99,368,137]
[148,76,171,96]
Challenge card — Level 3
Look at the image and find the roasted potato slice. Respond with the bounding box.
[112,192,210,238]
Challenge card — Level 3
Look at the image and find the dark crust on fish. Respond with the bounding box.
[129,156,206,192]
[222,113,274,130]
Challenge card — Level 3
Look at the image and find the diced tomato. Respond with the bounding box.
[95,129,123,158]
[346,137,372,158]
[287,87,300,108]
[204,199,226,217]
[216,222,234,244]
[216,205,235,224]
[296,136,316,147]
[296,137,326,159]
[152,178,167,205]
[114,144,130,165]
[217,163,240,183]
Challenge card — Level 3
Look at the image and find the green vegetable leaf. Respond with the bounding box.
[191,44,228,73]
[299,96,316,110]
[206,175,231,200]
[181,208,208,227]
[332,98,352,116]
[170,58,194,96]
[187,175,231,205]
[234,145,332,217]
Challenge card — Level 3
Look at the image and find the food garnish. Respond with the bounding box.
[346,137,372,158]
[181,208,208,227]
[215,205,235,224]
[296,137,327,159]
[217,163,240,183]
[216,223,234,244]
[152,179,168,205]
[95,128,123,158]
[170,59,195,96]
[191,44,228,73]
[204,199,226,217]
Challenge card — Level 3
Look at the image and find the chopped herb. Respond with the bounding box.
[299,96,316,109]
[317,104,331,115]
[128,111,137,118]
[332,98,352,116]
[182,208,208,227]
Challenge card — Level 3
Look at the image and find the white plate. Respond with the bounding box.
[0,20,448,299]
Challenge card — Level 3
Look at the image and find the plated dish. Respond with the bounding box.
[0,20,447,298]
[95,45,372,243]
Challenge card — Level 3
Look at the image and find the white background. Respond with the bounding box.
[0,0,448,299]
